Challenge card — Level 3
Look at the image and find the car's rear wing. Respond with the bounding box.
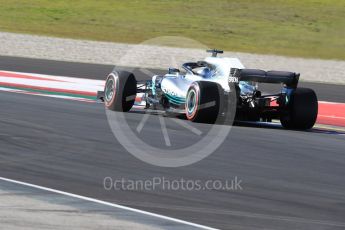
[231,69,300,88]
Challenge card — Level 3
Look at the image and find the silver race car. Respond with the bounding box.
[99,49,318,130]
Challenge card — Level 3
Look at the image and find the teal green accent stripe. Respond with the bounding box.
[165,94,185,105]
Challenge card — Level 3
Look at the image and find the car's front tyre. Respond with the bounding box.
[104,71,137,112]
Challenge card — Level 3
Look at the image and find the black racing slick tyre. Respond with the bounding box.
[280,88,318,130]
[104,71,137,112]
[185,81,222,124]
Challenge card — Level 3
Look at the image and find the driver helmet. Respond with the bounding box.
[197,67,213,78]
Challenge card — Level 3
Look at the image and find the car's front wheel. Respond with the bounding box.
[104,70,137,112]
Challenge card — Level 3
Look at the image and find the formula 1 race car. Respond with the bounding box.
[99,49,318,130]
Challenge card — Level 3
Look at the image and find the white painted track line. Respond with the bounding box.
[0,177,217,230]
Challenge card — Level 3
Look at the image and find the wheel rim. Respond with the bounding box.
[105,77,115,102]
[186,89,197,116]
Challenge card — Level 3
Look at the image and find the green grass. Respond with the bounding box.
[0,0,344,59]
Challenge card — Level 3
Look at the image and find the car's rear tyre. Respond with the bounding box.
[280,88,318,130]
[104,71,136,112]
[185,81,222,123]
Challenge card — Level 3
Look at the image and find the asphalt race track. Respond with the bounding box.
[1,56,345,229]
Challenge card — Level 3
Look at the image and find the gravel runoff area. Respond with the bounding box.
[0,31,344,84]
[0,180,206,230]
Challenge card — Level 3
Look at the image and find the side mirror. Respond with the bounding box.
[206,49,224,57]
[168,68,180,74]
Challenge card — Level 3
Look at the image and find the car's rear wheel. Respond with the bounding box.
[104,71,137,112]
[185,81,222,123]
[280,88,318,130]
